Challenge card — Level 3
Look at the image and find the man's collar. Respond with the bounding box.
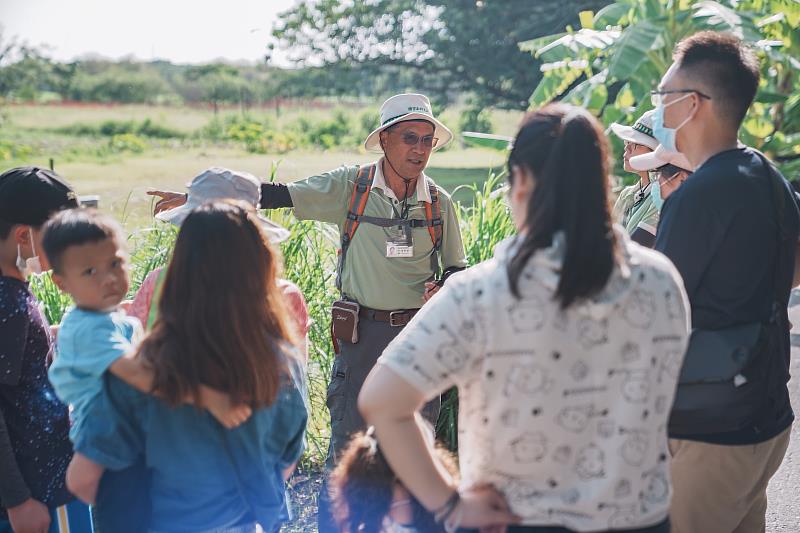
[373,159,432,204]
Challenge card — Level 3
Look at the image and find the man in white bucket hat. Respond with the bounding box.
[147,96,467,531]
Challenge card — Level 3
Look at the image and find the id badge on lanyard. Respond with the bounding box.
[387,224,413,258]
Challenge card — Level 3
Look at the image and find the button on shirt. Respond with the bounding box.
[287,161,467,310]
[379,229,691,531]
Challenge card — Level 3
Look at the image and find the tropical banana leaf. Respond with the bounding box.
[520,28,620,63]
[462,131,514,151]
[692,1,762,42]
[606,19,664,80]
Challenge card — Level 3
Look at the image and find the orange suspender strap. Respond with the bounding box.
[425,180,444,277]
[336,164,376,292]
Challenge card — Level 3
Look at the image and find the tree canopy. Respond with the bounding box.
[271,0,611,109]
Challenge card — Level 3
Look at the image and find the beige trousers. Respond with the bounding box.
[669,427,791,533]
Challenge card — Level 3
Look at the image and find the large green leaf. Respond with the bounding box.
[529,67,584,107]
[521,29,620,63]
[691,1,762,42]
[565,70,609,113]
[606,19,663,80]
[461,132,514,151]
[594,1,633,27]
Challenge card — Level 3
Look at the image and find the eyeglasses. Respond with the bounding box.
[650,89,711,107]
[397,131,438,149]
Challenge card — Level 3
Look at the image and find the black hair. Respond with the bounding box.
[507,103,617,309]
[0,220,12,240]
[673,31,760,127]
[42,208,124,274]
[654,164,687,178]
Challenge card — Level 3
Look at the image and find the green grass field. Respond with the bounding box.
[1,103,513,230]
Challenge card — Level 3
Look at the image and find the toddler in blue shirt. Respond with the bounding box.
[43,208,251,434]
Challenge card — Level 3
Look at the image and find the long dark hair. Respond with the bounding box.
[138,200,295,408]
[329,430,458,533]
[507,103,617,309]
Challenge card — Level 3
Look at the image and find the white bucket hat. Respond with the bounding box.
[364,93,453,153]
[609,110,659,151]
[156,167,291,243]
[629,144,693,172]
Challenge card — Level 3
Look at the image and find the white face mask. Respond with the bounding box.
[16,229,43,277]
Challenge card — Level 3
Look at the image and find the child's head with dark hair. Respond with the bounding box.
[672,31,760,127]
[330,427,457,533]
[42,208,128,311]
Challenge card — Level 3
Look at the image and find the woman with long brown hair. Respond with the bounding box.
[359,104,691,532]
[65,200,307,533]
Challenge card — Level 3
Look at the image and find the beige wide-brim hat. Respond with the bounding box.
[364,93,453,153]
[629,144,694,172]
[156,167,291,243]
[609,110,659,151]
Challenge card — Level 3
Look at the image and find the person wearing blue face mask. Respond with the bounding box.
[628,144,693,220]
[651,31,800,533]
[609,111,661,245]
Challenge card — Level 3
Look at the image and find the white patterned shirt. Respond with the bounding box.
[378,227,690,531]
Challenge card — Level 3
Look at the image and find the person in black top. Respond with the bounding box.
[0,167,88,533]
[652,32,800,532]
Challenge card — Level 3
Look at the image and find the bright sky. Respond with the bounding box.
[0,0,297,65]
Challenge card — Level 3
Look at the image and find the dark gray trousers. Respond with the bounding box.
[317,314,440,532]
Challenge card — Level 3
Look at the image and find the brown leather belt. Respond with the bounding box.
[359,306,419,327]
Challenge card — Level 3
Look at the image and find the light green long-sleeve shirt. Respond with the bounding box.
[288,163,467,310]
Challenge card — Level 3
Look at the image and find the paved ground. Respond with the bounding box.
[765,340,800,532]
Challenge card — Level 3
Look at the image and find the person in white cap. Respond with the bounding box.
[609,111,661,244]
[146,95,468,532]
[626,145,694,246]
[129,167,310,361]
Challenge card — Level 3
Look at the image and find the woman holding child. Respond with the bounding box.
[359,104,691,532]
[64,201,308,533]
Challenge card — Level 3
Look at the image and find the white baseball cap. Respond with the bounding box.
[629,144,693,172]
[364,93,453,153]
[156,167,291,243]
[609,110,659,151]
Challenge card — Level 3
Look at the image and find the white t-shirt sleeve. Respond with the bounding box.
[379,273,484,400]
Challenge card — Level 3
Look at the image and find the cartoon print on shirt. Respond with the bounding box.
[621,342,641,363]
[640,468,670,512]
[561,488,581,505]
[597,420,615,439]
[508,431,548,463]
[654,395,669,415]
[556,405,609,433]
[570,360,589,381]
[507,297,546,333]
[575,443,606,479]
[618,427,649,466]
[577,317,609,349]
[503,362,553,397]
[622,289,656,329]
[500,477,544,502]
[615,479,632,499]
[434,325,470,373]
[599,503,639,529]
[608,369,651,403]
[664,288,682,320]
[552,445,572,464]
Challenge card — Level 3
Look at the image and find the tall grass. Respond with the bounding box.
[30,169,514,466]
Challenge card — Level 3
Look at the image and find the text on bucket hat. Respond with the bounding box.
[609,110,659,151]
[155,167,290,243]
[364,93,453,153]
[0,167,79,226]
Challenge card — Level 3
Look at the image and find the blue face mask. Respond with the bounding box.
[652,93,693,152]
[651,180,664,211]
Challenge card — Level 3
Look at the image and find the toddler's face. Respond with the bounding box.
[55,236,129,311]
